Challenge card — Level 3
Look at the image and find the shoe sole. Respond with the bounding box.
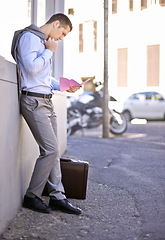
[49,205,82,215]
[23,203,52,214]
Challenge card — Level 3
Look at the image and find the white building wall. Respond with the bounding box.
[64,0,165,103]
[0,0,67,233]
[109,0,165,101]
[64,0,104,86]
[0,56,66,234]
[0,0,31,62]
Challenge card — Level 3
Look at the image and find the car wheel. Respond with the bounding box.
[123,110,132,122]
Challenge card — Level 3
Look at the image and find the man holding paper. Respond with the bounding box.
[11,13,81,214]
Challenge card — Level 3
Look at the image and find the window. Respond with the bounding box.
[37,0,46,26]
[112,0,117,14]
[147,45,160,87]
[68,8,74,16]
[0,0,32,61]
[150,92,164,100]
[159,0,165,6]
[79,24,83,53]
[129,0,133,11]
[27,0,31,20]
[94,21,97,52]
[117,48,128,87]
[133,93,146,101]
[141,0,147,10]
[79,21,97,53]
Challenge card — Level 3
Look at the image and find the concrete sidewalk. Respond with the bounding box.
[0,180,141,240]
[0,126,143,240]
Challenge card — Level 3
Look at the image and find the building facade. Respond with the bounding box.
[0,0,64,80]
[1,0,165,100]
[109,0,165,101]
[63,0,165,103]
[0,0,67,234]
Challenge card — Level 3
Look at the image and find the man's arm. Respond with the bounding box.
[66,86,81,93]
[51,78,80,92]
[51,78,60,91]
[44,37,58,52]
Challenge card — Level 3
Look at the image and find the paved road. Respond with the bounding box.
[1,121,165,240]
[66,121,165,240]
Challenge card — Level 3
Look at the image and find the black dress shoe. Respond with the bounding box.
[49,199,82,215]
[23,195,52,214]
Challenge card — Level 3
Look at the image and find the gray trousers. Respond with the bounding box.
[20,94,66,200]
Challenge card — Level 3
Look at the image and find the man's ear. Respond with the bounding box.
[53,20,60,28]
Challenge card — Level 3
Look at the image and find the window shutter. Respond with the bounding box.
[147,45,160,86]
[112,0,117,14]
[141,0,147,10]
[79,24,83,53]
[94,21,97,51]
[117,48,128,87]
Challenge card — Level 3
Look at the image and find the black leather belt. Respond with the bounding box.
[22,91,52,99]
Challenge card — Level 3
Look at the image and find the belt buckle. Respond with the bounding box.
[45,94,51,100]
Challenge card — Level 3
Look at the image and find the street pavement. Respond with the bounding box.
[1,121,165,240]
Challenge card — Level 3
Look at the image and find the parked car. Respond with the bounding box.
[122,91,165,121]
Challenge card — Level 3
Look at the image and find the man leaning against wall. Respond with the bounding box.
[11,13,82,215]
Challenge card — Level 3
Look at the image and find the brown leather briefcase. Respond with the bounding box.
[60,157,89,199]
[42,157,89,199]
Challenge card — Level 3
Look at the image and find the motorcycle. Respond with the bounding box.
[67,89,127,136]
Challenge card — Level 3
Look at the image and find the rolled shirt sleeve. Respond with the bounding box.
[51,77,60,91]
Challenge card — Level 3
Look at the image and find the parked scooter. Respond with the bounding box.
[67,88,127,136]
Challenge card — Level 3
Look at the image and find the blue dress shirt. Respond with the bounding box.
[17,32,60,94]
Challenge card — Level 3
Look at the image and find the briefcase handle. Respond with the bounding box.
[60,157,72,162]
[60,157,89,165]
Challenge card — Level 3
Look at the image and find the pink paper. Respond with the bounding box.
[60,77,91,92]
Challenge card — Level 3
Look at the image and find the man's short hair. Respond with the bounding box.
[46,13,73,31]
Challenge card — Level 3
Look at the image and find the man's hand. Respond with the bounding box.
[44,38,58,53]
[66,86,81,93]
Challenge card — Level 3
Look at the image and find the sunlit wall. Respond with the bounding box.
[0,0,31,62]
[64,0,104,92]
[64,0,165,103]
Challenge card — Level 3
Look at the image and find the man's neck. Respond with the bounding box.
[40,24,50,37]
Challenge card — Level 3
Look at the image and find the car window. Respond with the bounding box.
[150,92,164,101]
[145,92,152,100]
[129,92,164,101]
[133,93,146,101]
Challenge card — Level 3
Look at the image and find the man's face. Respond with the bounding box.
[50,21,71,41]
